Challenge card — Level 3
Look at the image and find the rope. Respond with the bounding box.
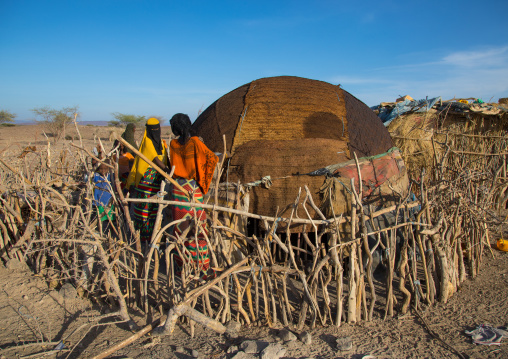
[414,280,422,299]
[149,243,161,254]
[238,105,249,134]
[245,176,272,190]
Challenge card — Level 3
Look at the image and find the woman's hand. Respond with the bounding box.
[152,156,166,171]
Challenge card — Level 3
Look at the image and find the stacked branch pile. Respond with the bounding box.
[0,118,504,348]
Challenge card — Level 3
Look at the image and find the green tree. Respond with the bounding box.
[0,110,16,125]
[109,113,146,127]
[31,106,79,142]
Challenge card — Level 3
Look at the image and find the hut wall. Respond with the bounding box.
[231,77,348,152]
[228,138,350,221]
[192,83,250,153]
[343,89,394,157]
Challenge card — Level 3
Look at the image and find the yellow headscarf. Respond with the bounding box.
[125,118,168,189]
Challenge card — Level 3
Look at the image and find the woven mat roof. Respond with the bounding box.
[193,76,394,219]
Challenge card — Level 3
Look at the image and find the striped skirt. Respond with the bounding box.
[133,168,163,242]
[170,178,212,280]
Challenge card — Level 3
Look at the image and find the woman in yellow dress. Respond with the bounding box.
[126,118,170,242]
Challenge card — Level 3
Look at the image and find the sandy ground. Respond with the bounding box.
[0,123,173,154]
[0,247,506,359]
[1,124,508,359]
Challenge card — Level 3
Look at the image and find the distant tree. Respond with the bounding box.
[108,120,121,127]
[0,110,16,125]
[109,113,146,127]
[31,106,79,142]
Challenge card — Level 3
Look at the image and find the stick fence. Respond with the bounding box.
[0,124,504,341]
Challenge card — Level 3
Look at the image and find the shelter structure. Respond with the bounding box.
[193,76,405,229]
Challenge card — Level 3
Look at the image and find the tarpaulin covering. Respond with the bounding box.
[318,147,409,217]
[373,97,442,126]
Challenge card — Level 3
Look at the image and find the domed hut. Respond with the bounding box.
[192,76,407,231]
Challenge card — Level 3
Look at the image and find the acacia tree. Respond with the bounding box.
[0,110,16,125]
[109,113,146,127]
[31,106,79,142]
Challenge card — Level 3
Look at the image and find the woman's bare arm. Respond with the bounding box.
[153,157,170,172]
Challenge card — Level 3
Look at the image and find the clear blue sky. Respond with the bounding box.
[1,0,507,123]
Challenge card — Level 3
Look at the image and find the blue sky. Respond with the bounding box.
[1,0,507,123]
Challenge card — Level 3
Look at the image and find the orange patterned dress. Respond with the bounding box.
[169,137,218,280]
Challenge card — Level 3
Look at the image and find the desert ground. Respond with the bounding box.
[0,123,507,359]
[0,123,166,153]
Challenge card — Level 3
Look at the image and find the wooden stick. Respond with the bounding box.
[348,179,357,323]
[160,303,225,334]
[125,197,420,227]
[156,256,249,333]
[115,134,190,197]
[69,143,114,169]
[92,318,162,359]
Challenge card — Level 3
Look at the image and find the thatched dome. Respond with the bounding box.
[192,76,393,219]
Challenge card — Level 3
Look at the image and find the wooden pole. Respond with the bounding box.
[115,134,190,198]
[91,318,162,359]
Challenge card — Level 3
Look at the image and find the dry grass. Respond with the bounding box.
[388,109,508,179]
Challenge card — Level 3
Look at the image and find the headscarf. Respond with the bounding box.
[121,123,137,154]
[146,121,162,155]
[170,113,193,145]
[125,118,168,189]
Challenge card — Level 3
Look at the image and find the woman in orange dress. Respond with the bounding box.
[168,113,218,280]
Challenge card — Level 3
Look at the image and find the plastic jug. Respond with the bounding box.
[497,239,508,252]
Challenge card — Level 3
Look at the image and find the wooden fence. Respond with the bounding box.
[0,125,504,352]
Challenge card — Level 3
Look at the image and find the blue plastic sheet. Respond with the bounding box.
[374,97,442,126]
